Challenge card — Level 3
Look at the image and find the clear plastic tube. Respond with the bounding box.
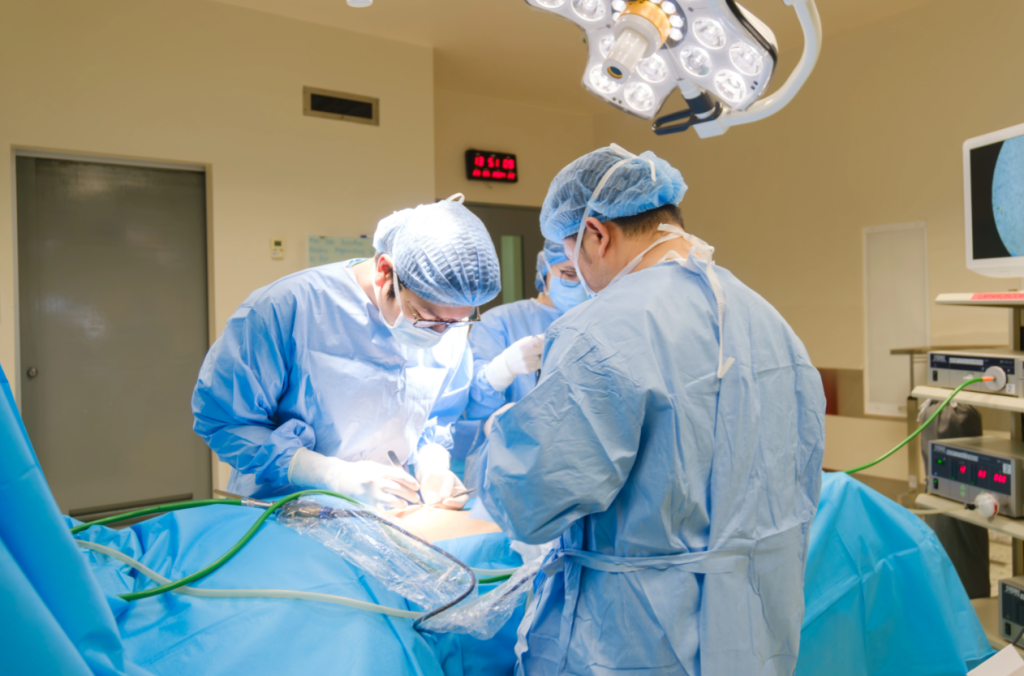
[74,539,422,619]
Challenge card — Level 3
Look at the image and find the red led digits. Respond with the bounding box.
[995,474,1008,484]
[959,465,967,474]
[978,469,988,479]
[466,150,518,183]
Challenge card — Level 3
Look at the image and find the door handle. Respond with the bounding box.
[27,367,38,379]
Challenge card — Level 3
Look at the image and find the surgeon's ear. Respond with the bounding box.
[374,255,393,289]
[585,218,612,260]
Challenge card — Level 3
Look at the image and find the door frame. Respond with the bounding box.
[10,146,219,486]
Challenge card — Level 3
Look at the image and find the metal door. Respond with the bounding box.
[17,156,211,516]
[464,203,546,314]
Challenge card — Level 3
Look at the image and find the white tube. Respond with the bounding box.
[74,539,423,619]
[720,0,822,129]
[471,567,521,577]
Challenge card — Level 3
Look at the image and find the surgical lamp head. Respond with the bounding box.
[525,0,821,138]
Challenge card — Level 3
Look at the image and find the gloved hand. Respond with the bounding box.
[484,403,515,438]
[415,444,469,510]
[288,448,421,508]
[483,334,544,392]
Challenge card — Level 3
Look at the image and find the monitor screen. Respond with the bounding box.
[965,123,1024,277]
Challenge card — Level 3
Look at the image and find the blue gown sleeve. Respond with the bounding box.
[417,333,474,453]
[481,331,644,544]
[465,313,514,420]
[191,297,315,489]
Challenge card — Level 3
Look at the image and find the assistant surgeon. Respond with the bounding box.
[481,146,826,675]
[192,195,500,508]
[455,240,587,485]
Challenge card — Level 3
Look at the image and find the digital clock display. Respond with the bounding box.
[466,150,518,183]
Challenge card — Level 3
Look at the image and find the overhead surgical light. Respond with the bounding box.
[525,0,822,138]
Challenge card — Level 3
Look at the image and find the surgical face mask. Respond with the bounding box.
[547,275,588,312]
[376,271,444,350]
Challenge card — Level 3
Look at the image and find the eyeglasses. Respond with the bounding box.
[396,278,479,330]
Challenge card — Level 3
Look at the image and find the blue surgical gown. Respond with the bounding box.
[192,260,472,498]
[453,299,562,465]
[482,257,826,676]
[465,299,563,421]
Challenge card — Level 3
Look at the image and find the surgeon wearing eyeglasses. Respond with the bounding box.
[192,195,500,509]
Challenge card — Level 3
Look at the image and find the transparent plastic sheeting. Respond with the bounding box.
[417,556,542,639]
[275,498,536,639]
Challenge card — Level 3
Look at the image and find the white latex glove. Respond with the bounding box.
[483,334,544,392]
[484,403,515,438]
[415,444,468,510]
[288,448,420,508]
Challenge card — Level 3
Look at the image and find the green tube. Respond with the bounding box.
[843,377,985,475]
[70,489,360,601]
[70,498,240,535]
[75,538,422,619]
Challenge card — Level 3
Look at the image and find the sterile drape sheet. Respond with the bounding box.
[72,508,522,676]
[65,477,998,676]
[0,365,152,675]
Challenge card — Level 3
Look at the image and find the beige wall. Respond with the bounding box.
[590,0,1024,480]
[5,0,1021,485]
[434,89,594,207]
[0,0,435,399]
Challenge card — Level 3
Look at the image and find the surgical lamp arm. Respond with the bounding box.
[720,0,822,130]
[659,0,822,138]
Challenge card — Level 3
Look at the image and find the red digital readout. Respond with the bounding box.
[959,465,967,474]
[995,474,1008,484]
[978,469,988,479]
[466,150,518,183]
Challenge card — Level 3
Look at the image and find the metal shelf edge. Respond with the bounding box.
[910,386,1024,414]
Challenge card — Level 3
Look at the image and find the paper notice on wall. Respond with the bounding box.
[308,235,375,268]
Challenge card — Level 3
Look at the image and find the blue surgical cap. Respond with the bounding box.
[535,239,568,292]
[373,196,500,307]
[540,145,687,242]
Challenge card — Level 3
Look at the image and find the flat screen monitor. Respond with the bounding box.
[965,121,1024,277]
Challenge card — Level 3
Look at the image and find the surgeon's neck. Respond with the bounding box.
[629,226,692,274]
[352,259,380,308]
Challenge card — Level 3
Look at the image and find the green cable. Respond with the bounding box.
[477,574,514,584]
[71,489,359,602]
[70,499,239,535]
[844,376,986,475]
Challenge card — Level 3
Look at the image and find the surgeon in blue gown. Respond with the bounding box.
[192,194,500,508]
[455,241,588,489]
[481,146,826,676]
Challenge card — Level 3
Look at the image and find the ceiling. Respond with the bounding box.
[208,0,938,114]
